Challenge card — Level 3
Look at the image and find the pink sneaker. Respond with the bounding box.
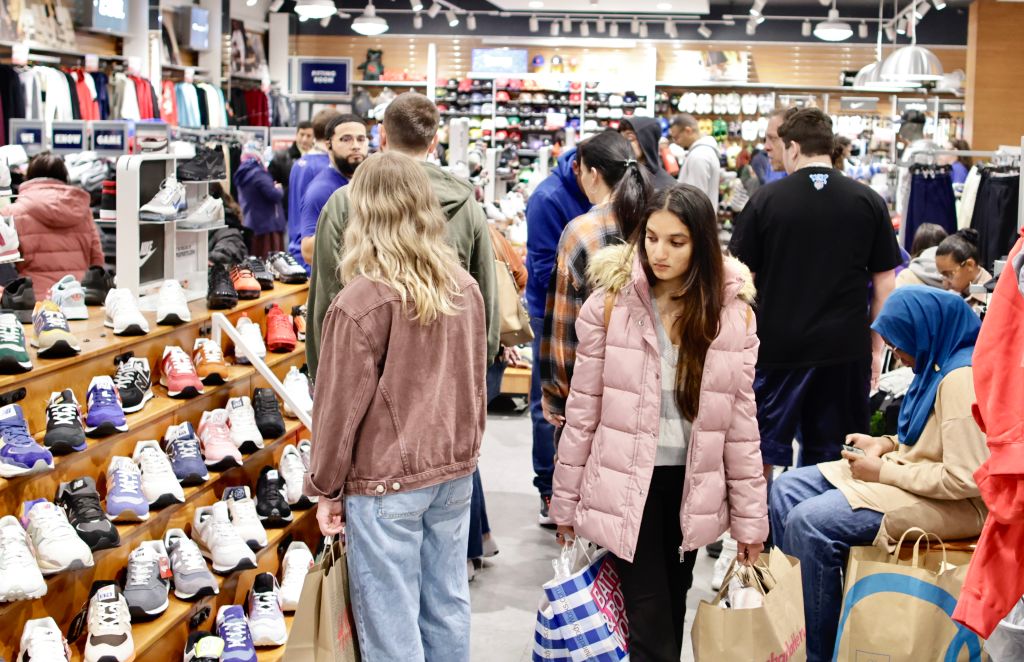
[160,346,205,399]
[198,409,243,471]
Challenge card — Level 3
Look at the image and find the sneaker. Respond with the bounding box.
[56,477,120,551]
[21,499,94,575]
[163,422,210,486]
[217,605,257,662]
[82,266,115,306]
[0,213,21,261]
[222,486,268,551]
[104,288,150,335]
[85,375,129,437]
[194,338,229,385]
[132,439,185,508]
[246,256,274,290]
[711,536,738,592]
[123,540,171,620]
[0,515,47,601]
[279,541,314,612]
[252,388,285,439]
[1,276,36,323]
[231,264,261,300]
[297,438,313,469]
[279,445,313,510]
[165,528,218,601]
[248,572,288,646]
[139,175,187,221]
[0,403,53,477]
[207,263,238,310]
[292,305,306,341]
[265,303,296,353]
[255,466,293,527]
[161,345,205,398]
[539,495,555,529]
[18,616,71,660]
[114,357,153,414]
[44,389,87,454]
[282,366,312,418]
[226,397,263,454]
[105,456,149,522]
[183,631,225,662]
[48,274,88,320]
[199,409,243,471]
[235,315,266,365]
[267,251,308,284]
[0,312,31,373]
[177,145,227,182]
[179,195,225,230]
[156,279,192,325]
[99,179,116,221]
[193,502,257,575]
[83,581,134,662]
[32,300,81,357]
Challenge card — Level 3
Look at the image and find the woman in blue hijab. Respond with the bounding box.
[767,286,990,662]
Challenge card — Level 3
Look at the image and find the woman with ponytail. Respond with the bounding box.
[935,228,991,314]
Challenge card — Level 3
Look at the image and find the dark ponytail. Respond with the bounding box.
[577,130,653,240]
[936,228,980,264]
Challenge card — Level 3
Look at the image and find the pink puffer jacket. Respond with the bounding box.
[550,244,769,562]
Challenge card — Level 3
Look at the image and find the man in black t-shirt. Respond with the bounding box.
[729,108,901,469]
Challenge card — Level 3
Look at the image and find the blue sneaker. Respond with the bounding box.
[0,403,53,478]
[217,605,257,662]
[84,376,128,438]
[105,456,149,522]
[163,422,209,486]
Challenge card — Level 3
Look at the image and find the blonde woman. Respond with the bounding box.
[303,151,488,662]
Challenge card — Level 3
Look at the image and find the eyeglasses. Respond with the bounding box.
[939,260,967,282]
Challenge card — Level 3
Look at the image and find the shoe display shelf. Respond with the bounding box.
[0,283,315,661]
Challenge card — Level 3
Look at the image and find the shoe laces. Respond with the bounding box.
[113,363,139,391]
[0,321,21,344]
[197,340,224,363]
[67,491,105,521]
[29,507,78,546]
[220,617,251,648]
[253,393,277,417]
[231,265,254,281]
[26,627,66,657]
[0,528,33,568]
[113,464,142,494]
[166,349,194,375]
[38,309,68,331]
[172,538,207,573]
[258,476,284,504]
[267,308,293,337]
[231,497,260,522]
[152,179,182,206]
[283,555,310,588]
[171,437,202,461]
[252,588,279,615]
[89,385,119,410]
[91,598,127,633]
[0,418,34,447]
[48,401,80,427]
[127,550,157,587]
[140,448,174,478]
[280,451,304,481]
[230,402,257,428]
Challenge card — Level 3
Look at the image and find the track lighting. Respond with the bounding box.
[466,13,476,30]
[750,0,766,17]
[445,8,458,26]
[885,24,897,41]
[294,0,336,20]
[818,0,831,5]
[580,21,590,37]
[896,17,906,34]
[664,18,676,37]
[413,12,423,29]
[529,14,539,32]
[609,21,619,37]
[409,0,423,11]
[247,0,257,6]
[697,23,712,39]
[639,22,648,38]
[550,20,559,36]
[746,19,757,35]
[562,16,571,31]
[859,21,868,38]
[932,0,946,9]
[426,2,441,19]
[596,16,606,33]
[630,16,640,34]
[802,19,811,36]
[268,0,284,11]
[320,15,331,27]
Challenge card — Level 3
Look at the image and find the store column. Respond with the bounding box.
[965,0,1024,150]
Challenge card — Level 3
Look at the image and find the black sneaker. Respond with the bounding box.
[176,145,226,182]
[256,466,293,527]
[706,540,724,559]
[44,388,87,454]
[246,256,274,291]
[82,266,115,306]
[0,276,35,323]
[252,388,286,439]
[184,630,224,662]
[57,476,121,551]
[539,495,555,529]
[113,357,153,414]
[207,263,238,310]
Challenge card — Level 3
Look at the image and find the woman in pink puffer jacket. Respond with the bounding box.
[551,184,769,662]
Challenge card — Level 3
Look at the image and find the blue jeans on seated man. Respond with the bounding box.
[769,466,883,662]
[346,474,474,662]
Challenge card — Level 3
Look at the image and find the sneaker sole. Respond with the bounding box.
[175,584,219,601]
[121,390,154,414]
[104,320,148,336]
[157,312,191,326]
[128,596,170,621]
[257,512,294,528]
[205,456,243,472]
[40,557,92,576]
[178,472,209,487]
[33,338,81,358]
[257,279,275,290]
[107,509,149,522]
[0,356,32,374]
[245,538,268,552]
[199,372,228,386]
[288,495,315,511]
[150,492,185,509]
[81,529,121,552]
[257,425,286,440]
[199,546,257,575]
[207,295,238,310]
[235,289,261,300]
[160,377,203,399]
[0,458,53,478]
[45,437,88,455]
[0,584,48,601]
[267,341,297,353]
[85,421,129,438]
[237,440,263,454]
[252,630,289,647]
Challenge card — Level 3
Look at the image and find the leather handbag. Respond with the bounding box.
[495,259,533,347]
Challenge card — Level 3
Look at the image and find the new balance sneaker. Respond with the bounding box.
[21,499,94,575]
[217,605,257,662]
[246,256,274,290]
[292,305,306,341]
[252,388,285,439]
[179,195,225,230]
[49,275,88,320]
[114,357,153,413]
[297,439,313,470]
[84,582,134,662]
[194,338,229,385]
[0,403,53,477]
[282,366,313,418]
[0,515,47,601]
[279,541,314,612]
[57,477,120,551]
[207,263,238,310]
[132,439,185,508]
[156,279,192,325]
[32,300,81,357]
[235,315,266,365]
[44,389,86,454]
[164,529,218,601]
[123,540,171,620]
[279,444,313,510]
[163,422,209,486]
[198,409,243,471]
[99,179,116,221]
[85,375,128,437]
[255,466,293,527]
[161,345,205,398]
[248,572,288,646]
[193,501,257,575]
[0,213,21,262]
[177,145,227,182]
[1,276,35,323]
[82,266,115,306]
[139,175,187,221]
[227,396,263,453]
[267,251,308,284]
[104,288,150,336]
[231,264,261,300]
[183,631,225,662]
[265,303,296,353]
[0,312,31,373]
[105,456,149,522]
[222,486,268,551]
[18,616,71,660]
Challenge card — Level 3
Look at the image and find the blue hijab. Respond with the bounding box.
[871,286,980,446]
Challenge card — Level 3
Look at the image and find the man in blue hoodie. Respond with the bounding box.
[526,147,590,528]
[286,108,340,274]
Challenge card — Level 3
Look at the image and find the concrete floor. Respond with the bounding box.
[470,409,717,662]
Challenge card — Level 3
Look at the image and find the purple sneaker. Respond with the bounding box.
[105,456,149,522]
[0,403,53,478]
[216,605,257,662]
[85,375,128,438]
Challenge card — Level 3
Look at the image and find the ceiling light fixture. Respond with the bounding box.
[630,16,640,34]
[445,8,458,26]
[882,13,943,83]
[320,15,331,27]
[550,20,559,36]
[896,17,907,35]
[426,2,441,19]
[562,16,571,31]
[268,0,285,11]
[413,12,423,28]
[294,0,337,20]
[814,4,853,42]
[639,22,648,38]
[580,20,590,36]
[859,21,868,38]
[698,23,712,39]
[916,3,930,19]
[529,14,539,32]
[818,0,831,5]
[609,21,619,37]
[596,16,606,32]
[409,0,423,11]
[802,19,812,36]
[932,0,946,9]
[352,2,389,35]
[528,0,544,7]
[885,24,897,41]
[746,19,757,35]
[750,0,766,17]
[466,13,476,30]
[247,0,257,6]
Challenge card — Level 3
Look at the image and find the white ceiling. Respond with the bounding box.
[490,0,710,16]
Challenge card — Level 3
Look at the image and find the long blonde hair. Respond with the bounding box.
[340,151,464,324]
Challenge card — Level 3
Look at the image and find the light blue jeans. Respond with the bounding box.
[345,475,473,662]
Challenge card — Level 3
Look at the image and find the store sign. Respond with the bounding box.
[139,225,166,286]
[896,98,931,114]
[941,101,965,113]
[77,0,129,34]
[840,97,879,112]
[10,120,44,155]
[471,49,529,75]
[91,121,129,154]
[270,127,295,152]
[293,58,352,99]
[187,7,210,51]
[50,122,87,154]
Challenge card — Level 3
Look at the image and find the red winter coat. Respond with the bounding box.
[953,228,1024,637]
[3,178,104,299]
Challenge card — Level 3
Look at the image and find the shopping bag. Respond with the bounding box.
[985,596,1024,661]
[533,598,573,661]
[283,536,361,662]
[834,528,984,662]
[692,547,807,662]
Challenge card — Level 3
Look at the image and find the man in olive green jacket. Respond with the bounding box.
[306,93,499,380]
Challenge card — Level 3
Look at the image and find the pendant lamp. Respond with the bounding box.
[880,11,942,82]
[352,2,388,35]
[294,0,336,20]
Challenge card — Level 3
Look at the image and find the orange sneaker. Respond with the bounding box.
[266,304,297,353]
[193,338,229,385]
[230,264,261,300]
[291,305,306,342]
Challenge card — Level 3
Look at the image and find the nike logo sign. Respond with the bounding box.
[849,102,865,109]
[139,241,157,267]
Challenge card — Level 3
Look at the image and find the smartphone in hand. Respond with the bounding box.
[843,444,866,457]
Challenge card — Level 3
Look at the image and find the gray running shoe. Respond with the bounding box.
[123,540,170,620]
[164,528,219,601]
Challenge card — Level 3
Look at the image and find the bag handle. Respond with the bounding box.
[890,527,949,570]
[709,557,769,605]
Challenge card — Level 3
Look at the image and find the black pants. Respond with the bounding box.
[613,466,698,662]
[972,172,1020,270]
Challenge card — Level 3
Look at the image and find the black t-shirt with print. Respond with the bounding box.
[729,166,902,369]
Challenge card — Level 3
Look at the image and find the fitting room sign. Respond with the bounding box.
[50,121,87,154]
[10,120,44,155]
[293,58,352,99]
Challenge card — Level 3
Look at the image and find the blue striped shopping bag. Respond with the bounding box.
[533,598,573,661]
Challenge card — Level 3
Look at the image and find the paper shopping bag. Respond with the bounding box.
[833,528,984,662]
[692,547,807,662]
[283,537,361,662]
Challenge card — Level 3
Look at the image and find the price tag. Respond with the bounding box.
[85,54,100,72]
[184,67,195,84]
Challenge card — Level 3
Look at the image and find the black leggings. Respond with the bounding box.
[613,466,698,662]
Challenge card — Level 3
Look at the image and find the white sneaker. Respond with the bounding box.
[49,275,88,320]
[139,175,187,221]
[222,486,268,551]
[156,280,191,325]
[21,499,94,575]
[193,501,257,575]
[0,515,47,601]
[18,616,71,660]
[248,572,288,646]
[711,536,738,591]
[104,288,150,336]
[84,583,134,662]
[279,444,313,509]
[179,195,224,229]
[0,214,21,262]
[226,396,263,454]
[279,541,314,612]
[282,366,312,418]
[235,316,266,365]
[297,439,313,470]
[132,439,185,508]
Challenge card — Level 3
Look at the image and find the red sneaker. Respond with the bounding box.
[160,345,205,398]
[265,304,297,353]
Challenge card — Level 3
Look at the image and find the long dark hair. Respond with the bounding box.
[636,184,724,421]
[937,228,980,264]
[577,130,652,240]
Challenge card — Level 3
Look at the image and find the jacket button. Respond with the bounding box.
[392,482,401,491]
[375,484,385,494]
[638,320,645,327]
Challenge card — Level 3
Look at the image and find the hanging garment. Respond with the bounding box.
[971,170,1021,270]
[90,72,109,120]
[230,86,247,126]
[903,169,957,251]
[195,85,209,126]
[62,71,81,119]
[160,79,178,127]
[36,67,74,122]
[958,165,982,230]
[20,68,41,121]
[0,65,26,144]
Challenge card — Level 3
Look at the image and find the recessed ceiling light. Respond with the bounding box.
[657,2,672,9]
